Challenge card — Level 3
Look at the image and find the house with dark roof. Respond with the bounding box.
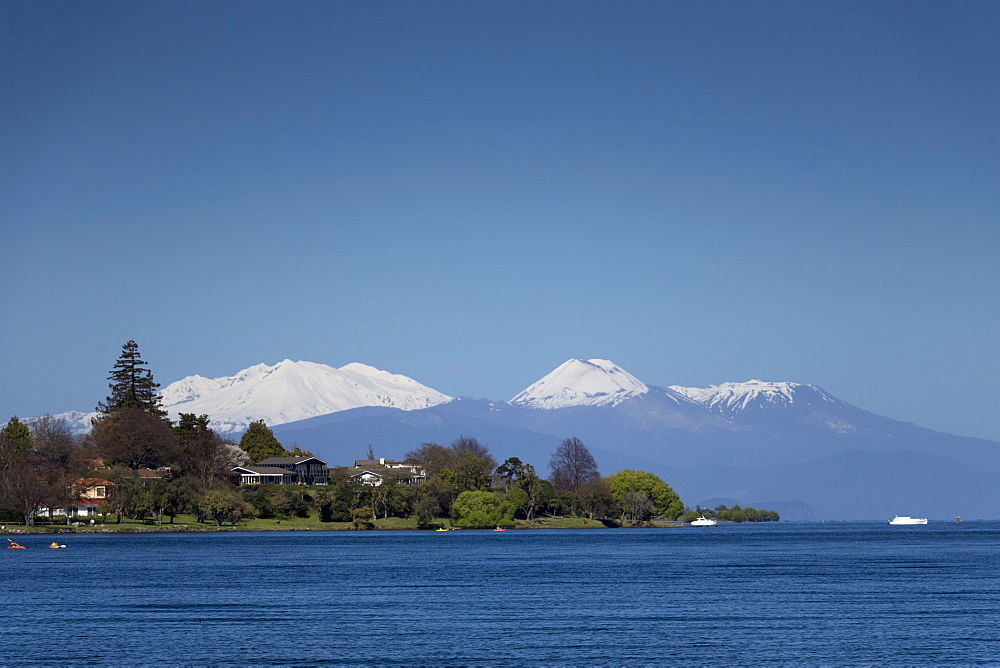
[234,456,329,485]
[232,465,298,486]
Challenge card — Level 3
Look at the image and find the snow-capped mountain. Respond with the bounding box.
[160,360,452,433]
[268,358,1000,520]
[38,355,1000,519]
[670,380,843,420]
[509,359,650,409]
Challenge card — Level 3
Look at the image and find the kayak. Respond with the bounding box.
[7,545,25,549]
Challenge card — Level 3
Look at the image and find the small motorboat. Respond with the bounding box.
[889,516,928,525]
[690,516,717,527]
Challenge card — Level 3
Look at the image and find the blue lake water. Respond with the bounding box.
[3,522,1000,665]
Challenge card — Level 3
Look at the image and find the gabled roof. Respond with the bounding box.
[76,477,114,487]
[256,456,328,466]
[232,466,295,475]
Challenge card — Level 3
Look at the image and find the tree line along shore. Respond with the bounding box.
[1,341,779,531]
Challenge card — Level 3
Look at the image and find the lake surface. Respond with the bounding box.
[3,522,1000,665]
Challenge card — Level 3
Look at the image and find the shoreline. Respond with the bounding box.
[2,520,690,535]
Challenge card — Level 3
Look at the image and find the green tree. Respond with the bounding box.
[238,420,284,464]
[451,490,514,528]
[405,442,455,476]
[154,478,189,523]
[577,478,614,520]
[605,470,684,521]
[495,457,529,492]
[506,487,530,518]
[174,413,232,485]
[106,466,144,523]
[0,416,33,469]
[495,458,546,521]
[413,475,455,525]
[200,487,255,526]
[96,340,167,419]
[450,435,496,491]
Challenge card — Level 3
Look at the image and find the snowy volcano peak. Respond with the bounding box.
[669,379,836,419]
[509,359,649,409]
[159,359,452,433]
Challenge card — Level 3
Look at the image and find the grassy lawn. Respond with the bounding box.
[517,516,607,529]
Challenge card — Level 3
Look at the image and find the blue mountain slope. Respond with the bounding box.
[270,390,1000,520]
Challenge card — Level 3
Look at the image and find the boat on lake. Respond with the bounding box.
[889,516,928,525]
[691,516,717,527]
[6,539,25,549]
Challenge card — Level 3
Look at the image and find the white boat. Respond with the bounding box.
[690,516,717,527]
[889,516,928,525]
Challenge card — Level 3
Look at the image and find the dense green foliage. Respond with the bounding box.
[239,420,285,463]
[0,416,33,466]
[605,469,684,524]
[681,504,781,523]
[451,490,514,528]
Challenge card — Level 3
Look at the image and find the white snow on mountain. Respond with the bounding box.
[42,410,97,434]
[669,379,836,418]
[509,359,649,409]
[159,360,452,433]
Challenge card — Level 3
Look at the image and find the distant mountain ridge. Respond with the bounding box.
[159,359,452,433]
[43,357,1000,520]
[53,359,453,434]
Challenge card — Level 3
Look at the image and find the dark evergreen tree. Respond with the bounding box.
[239,420,285,464]
[96,340,167,419]
[0,416,33,469]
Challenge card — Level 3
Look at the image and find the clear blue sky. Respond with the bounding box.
[2,1,998,440]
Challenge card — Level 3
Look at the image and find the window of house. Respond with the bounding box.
[95,486,106,498]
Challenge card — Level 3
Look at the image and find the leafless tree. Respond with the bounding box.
[549,436,600,494]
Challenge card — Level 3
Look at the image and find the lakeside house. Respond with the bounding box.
[351,458,426,487]
[232,465,299,485]
[232,456,329,486]
[38,477,115,518]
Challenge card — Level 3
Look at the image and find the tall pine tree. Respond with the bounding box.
[96,340,167,419]
[0,416,34,470]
